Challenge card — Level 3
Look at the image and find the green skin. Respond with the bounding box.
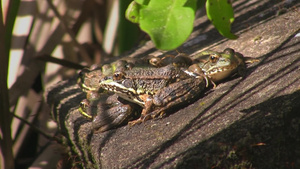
[191,48,246,82]
[79,48,250,130]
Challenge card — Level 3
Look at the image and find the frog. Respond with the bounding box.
[149,51,193,68]
[77,66,103,100]
[77,59,136,100]
[99,48,250,125]
[77,56,171,94]
[191,48,258,83]
[77,51,195,99]
[77,56,179,129]
[77,53,199,129]
[99,64,209,125]
[78,92,141,132]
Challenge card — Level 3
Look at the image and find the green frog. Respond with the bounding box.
[76,54,179,97]
[99,48,250,125]
[149,51,193,68]
[99,64,208,125]
[190,48,247,83]
[77,51,196,99]
[77,66,103,100]
[77,59,136,100]
[77,57,175,130]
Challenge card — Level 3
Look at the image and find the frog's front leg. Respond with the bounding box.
[151,76,206,117]
[128,94,154,126]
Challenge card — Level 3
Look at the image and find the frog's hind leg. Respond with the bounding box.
[150,77,206,119]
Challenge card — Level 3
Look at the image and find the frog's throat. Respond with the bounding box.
[205,65,236,76]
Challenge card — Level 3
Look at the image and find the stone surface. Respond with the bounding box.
[45,0,300,168]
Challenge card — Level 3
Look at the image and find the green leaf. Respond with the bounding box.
[206,0,238,39]
[125,1,141,23]
[139,0,197,50]
[135,0,150,5]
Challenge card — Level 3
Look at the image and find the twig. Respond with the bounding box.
[37,54,85,69]
[46,0,93,65]
[12,113,62,144]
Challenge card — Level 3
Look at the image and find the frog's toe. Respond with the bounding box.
[148,110,165,119]
[128,118,143,126]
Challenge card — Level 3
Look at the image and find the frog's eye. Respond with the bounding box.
[209,54,219,63]
[113,72,126,80]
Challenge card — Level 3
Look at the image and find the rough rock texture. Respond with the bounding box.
[45,0,300,168]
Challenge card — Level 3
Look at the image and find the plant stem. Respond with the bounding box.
[0,1,15,168]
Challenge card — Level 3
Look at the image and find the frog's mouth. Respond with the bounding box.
[100,79,145,106]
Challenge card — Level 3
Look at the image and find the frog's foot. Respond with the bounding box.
[156,110,166,118]
[198,74,212,88]
[194,71,215,88]
[149,54,175,67]
[128,110,152,127]
[244,57,260,64]
[128,118,144,126]
[210,79,217,89]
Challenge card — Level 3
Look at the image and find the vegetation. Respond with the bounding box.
[126,0,237,50]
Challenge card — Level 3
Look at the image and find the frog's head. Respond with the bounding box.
[99,73,144,106]
[193,48,246,82]
[77,59,134,92]
[77,67,103,92]
[102,60,134,76]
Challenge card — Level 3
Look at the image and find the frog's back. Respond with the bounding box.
[124,65,186,79]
